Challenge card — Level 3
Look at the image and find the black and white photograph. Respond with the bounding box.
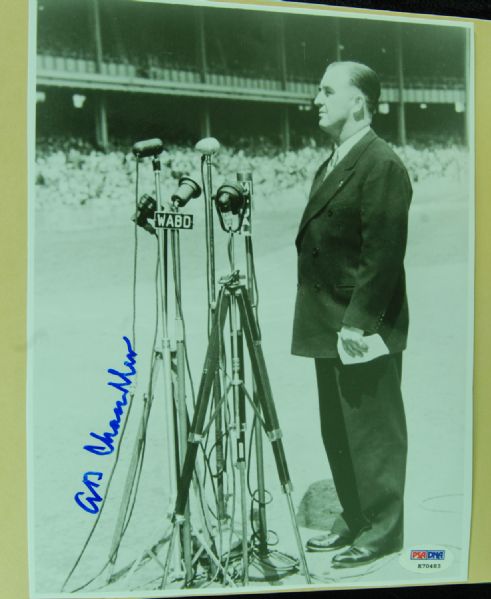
[28,0,474,596]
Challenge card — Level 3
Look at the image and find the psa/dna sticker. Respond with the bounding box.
[399,545,453,573]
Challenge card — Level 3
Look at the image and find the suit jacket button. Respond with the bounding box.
[312,247,319,257]
[314,283,321,291]
[327,209,333,217]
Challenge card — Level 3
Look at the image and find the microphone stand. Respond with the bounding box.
[169,201,193,583]
[227,173,307,579]
[237,172,269,557]
[123,182,220,587]
[100,153,184,584]
[152,156,179,519]
[63,144,227,592]
[161,217,312,589]
[226,230,250,583]
[201,151,227,522]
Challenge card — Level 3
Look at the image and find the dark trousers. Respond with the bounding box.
[315,352,407,552]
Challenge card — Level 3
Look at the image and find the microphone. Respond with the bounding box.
[172,176,202,208]
[215,182,244,214]
[132,138,164,158]
[195,137,220,155]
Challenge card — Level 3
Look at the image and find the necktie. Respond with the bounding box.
[323,147,339,182]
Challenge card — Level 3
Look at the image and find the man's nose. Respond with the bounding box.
[313,93,322,106]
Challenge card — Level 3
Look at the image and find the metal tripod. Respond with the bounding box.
[101,159,223,589]
[160,269,312,588]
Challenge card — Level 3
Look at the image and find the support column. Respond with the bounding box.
[92,0,103,72]
[95,94,109,151]
[91,0,108,151]
[464,27,470,146]
[277,15,289,151]
[277,15,287,90]
[396,23,407,146]
[334,18,342,61]
[281,106,290,151]
[201,100,211,138]
[196,8,208,84]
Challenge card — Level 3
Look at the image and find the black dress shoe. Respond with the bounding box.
[306,532,351,552]
[331,545,392,568]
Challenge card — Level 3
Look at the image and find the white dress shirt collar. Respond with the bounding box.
[334,125,372,163]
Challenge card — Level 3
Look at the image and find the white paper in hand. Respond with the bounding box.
[337,333,389,365]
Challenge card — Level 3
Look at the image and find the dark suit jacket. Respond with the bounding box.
[291,128,413,358]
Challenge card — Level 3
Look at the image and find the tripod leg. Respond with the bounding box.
[235,288,290,486]
[236,287,312,584]
[175,339,193,583]
[105,392,148,581]
[162,505,238,589]
[229,292,249,585]
[175,287,230,517]
[184,415,220,570]
[213,369,227,521]
[161,289,230,588]
[253,414,269,556]
[242,297,268,555]
[105,345,161,581]
[161,523,180,589]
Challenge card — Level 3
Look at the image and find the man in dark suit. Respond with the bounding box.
[291,61,413,568]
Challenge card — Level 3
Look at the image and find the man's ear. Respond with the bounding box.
[352,95,366,122]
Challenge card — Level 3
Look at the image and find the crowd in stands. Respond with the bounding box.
[34,135,469,211]
[37,0,281,80]
[37,0,94,59]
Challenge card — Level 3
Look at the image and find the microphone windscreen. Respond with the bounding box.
[195,137,220,155]
[171,176,202,207]
[132,138,164,158]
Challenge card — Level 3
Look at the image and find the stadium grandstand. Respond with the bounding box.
[36,0,469,150]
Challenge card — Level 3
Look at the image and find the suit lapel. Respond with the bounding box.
[296,129,378,243]
[308,149,336,201]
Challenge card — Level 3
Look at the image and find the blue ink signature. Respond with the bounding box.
[74,471,104,514]
[75,336,137,514]
[84,336,137,456]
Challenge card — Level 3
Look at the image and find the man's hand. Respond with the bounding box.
[339,325,368,358]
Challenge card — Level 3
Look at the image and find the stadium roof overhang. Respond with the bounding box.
[36,70,466,106]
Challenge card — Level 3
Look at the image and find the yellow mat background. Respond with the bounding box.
[1,1,489,597]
